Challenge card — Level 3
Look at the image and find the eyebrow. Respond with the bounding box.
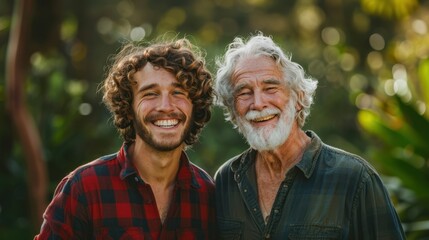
[233,83,247,95]
[263,78,281,85]
[137,83,157,93]
[233,78,281,94]
[172,82,185,89]
[137,82,186,93]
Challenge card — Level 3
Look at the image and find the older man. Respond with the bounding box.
[214,33,405,239]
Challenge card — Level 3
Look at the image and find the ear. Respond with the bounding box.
[294,91,304,111]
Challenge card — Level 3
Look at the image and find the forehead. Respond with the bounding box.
[232,55,283,86]
[134,63,177,86]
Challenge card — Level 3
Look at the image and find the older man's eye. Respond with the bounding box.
[266,87,278,93]
[236,90,252,98]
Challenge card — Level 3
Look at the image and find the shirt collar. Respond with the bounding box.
[118,143,136,179]
[295,130,322,179]
[176,152,201,189]
[118,143,200,189]
[230,148,255,183]
[230,130,322,180]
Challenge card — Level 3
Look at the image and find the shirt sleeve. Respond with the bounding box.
[350,171,406,240]
[34,174,89,240]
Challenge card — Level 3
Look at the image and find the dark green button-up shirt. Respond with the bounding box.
[215,131,405,239]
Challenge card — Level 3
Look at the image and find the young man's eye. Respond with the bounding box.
[173,89,188,96]
[143,92,157,97]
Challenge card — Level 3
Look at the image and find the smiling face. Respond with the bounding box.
[232,55,297,151]
[132,63,193,152]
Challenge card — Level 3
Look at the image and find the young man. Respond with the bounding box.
[35,38,216,239]
[214,33,405,239]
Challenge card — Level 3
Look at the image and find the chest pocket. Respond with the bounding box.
[288,225,341,240]
[218,218,243,240]
[95,227,148,240]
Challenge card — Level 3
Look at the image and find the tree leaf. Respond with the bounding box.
[417,59,429,106]
[358,110,410,147]
[374,151,429,202]
[395,95,429,157]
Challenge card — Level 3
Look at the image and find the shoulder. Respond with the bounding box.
[321,144,377,173]
[214,152,244,180]
[316,143,382,187]
[53,152,119,195]
[189,162,215,189]
[69,152,119,180]
[313,143,393,206]
[214,156,235,179]
[306,130,378,178]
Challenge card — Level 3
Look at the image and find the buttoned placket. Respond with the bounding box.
[235,155,297,240]
[132,173,164,238]
[263,169,296,239]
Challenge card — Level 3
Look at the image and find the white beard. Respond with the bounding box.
[236,100,296,151]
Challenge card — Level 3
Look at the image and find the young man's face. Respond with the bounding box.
[131,63,193,151]
[232,55,297,151]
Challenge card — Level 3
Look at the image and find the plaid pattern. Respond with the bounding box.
[35,144,216,240]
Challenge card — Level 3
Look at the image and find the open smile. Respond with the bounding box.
[251,114,277,123]
[153,119,180,128]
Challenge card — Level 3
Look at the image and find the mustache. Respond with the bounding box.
[145,112,186,122]
[245,108,281,120]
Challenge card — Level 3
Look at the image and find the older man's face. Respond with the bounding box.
[232,55,296,151]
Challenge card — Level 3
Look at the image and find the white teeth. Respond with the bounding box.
[246,109,280,122]
[154,119,179,128]
[253,115,276,122]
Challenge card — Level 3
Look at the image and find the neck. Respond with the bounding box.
[256,127,309,179]
[129,139,183,188]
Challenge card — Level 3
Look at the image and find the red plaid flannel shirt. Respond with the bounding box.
[34,144,216,239]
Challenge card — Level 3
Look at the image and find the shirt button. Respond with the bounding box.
[253,208,257,212]
[244,189,248,193]
[134,177,139,182]
[274,209,279,214]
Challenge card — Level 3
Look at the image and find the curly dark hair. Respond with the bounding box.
[102,38,214,146]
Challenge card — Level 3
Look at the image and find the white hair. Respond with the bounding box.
[215,32,318,127]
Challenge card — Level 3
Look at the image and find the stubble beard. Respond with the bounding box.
[134,113,192,152]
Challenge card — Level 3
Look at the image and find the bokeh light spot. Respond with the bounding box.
[384,79,395,96]
[369,33,385,50]
[79,103,92,116]
[340,53,356,71]
[130,27,146,41]
[349,74,368,92]
[97,17,114,35]
[367,51,384,70]
[412,19,427,35]
[321,27,340,46]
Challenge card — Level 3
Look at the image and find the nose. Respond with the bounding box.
[251,90,267,110]
[157,93,174,112]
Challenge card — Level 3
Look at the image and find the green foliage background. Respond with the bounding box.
[0,0,428,238]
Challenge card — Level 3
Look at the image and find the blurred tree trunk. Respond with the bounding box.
[5,0,48,231]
